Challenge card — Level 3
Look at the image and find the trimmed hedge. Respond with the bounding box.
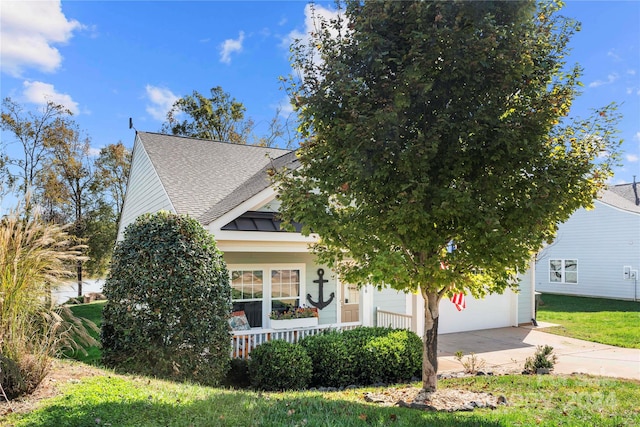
[356,329,423,384]
[249,340,312,391]
[299,327,422,387]
[102,212,231,386]
[299,330,354,387]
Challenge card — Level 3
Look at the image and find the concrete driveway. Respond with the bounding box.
[437,324,640,380]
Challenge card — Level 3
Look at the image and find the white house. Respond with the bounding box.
[536,183,640,301]
[118,131,535,344]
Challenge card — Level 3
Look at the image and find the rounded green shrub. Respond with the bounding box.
[102,212,231,386]
[359,329,422,384]
[299,330,353,387]
[249,340,312,391]
[343,327,422,385]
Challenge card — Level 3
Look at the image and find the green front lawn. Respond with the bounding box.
[3,299,636,426]
[66,300,106,364]
[3,364,638,427]
[536,294,640,348]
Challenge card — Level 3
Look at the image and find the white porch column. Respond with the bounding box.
[529,257,537,321]
[510,287,519,327]
[361,284,375,326]
[412,293,425,337]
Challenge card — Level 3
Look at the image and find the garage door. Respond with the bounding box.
[438,290,516,334]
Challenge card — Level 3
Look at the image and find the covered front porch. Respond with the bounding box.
[230,288,522,359]
[231,308,411,359]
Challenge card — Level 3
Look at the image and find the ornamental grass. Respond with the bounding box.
[0,203,98,398]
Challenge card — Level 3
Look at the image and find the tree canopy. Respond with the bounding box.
[161,86,300,148]
[161,86,252,143]
[1,97,74,200]
[1,98,132,285]
[275,0,620,391]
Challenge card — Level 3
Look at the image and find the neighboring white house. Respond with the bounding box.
[536,183,640,301]
[118,131,535,337]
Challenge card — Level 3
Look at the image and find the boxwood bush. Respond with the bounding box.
[249,340,312,391]
[102,212,231,386]
[299,327,422,387]
[299,330,354,387]
[356,329,423,384]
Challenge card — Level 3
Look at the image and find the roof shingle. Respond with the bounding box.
[137,131,295,223]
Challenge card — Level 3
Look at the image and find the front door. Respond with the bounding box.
[341,283,360,323]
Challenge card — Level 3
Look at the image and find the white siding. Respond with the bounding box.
[372,287,408,314]
[118,137,174,240]
[536,201,640,300]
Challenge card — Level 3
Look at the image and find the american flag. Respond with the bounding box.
[451,293,466,311]
[439,261,466,311]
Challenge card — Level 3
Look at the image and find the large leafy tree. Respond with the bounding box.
[94,141,131,223]
[162,86,299,148]
[0,97,74,212]
[275,0,620,392]
[84,142,132,277]
[161,86,253,143]
[41,125,99,296]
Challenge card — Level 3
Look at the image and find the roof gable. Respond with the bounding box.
[607,183,639,207]
[598,187,640,214]
[136,132,294,222]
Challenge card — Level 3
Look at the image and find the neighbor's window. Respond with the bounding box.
[231,270,264,327]
[549,259,578,284]
[271,269,301,313]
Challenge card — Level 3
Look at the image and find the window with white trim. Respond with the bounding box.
[231,270,264,327]
[549,259,578,284]
[271,269,301,313]
[230,265,304,328]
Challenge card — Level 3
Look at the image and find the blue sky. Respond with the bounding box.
[1,1,638,185]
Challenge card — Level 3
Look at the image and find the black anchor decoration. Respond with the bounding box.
[307,268,335,310]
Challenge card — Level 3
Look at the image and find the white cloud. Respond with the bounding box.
[589,73,619,88]
[21,81,79,114]
[626,154,639,163]
[273,96,294,115]
[145,85,179,121]
[219,31,245,64]
[627,69,637,76]
[0,1,83,77]
[634,132,640,142]
[607,50,621,61]
[283,4,346,50]
[88,147,102,157]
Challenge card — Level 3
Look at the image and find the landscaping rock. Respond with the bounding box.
[364,387,503,412]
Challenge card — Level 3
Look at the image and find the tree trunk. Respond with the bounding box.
[77,260,83,297]
[421,289,441,392]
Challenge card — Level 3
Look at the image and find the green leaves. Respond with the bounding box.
[102,212,231,386]
[161,86,251,144]
[277,0,620,297]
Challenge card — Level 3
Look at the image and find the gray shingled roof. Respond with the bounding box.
[599,185,640,214]
[608,182,639,207]
[199,150,298,224]
[137,131,296,223]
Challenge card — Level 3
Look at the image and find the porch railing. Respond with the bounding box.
[375,307,412,331]
[231,322,361,359]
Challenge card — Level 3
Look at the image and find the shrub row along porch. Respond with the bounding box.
[231,308,413,359]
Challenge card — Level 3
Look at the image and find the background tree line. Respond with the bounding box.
[1,97,131,295]
[0,87,296,296]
